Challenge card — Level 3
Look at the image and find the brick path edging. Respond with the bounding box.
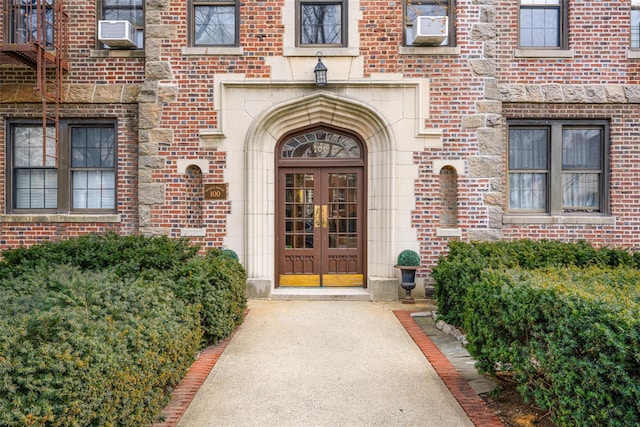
[152,310,249,427]
[394,310,504,427]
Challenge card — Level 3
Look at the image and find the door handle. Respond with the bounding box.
[314,205,321,228]
[322,205,328,228]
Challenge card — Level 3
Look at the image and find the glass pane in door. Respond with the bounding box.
[284,173,315,249]
[327,173,358,249]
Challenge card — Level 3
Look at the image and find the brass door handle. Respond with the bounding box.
[314,205,321,228]
[322,205,328,228]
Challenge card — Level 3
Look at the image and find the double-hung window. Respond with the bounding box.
[190,0,239,46]
[8,120,116,213]
[519,0,568,49]
[297,0,346,47]
[9,0,54,46]
[632,0,640,49]
[404,0,455,47]
[508,120,609,215]
[101,0,144,48]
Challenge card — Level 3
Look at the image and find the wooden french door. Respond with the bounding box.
[277,167,365,287]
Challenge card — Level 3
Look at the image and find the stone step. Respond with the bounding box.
[270,287,372,301]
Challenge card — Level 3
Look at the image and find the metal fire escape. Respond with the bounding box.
[1,0,69,166]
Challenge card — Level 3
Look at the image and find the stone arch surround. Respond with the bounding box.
[243,91,397,294]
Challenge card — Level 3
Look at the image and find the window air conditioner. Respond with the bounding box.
[411,16,448,46]
[98,20,137,48]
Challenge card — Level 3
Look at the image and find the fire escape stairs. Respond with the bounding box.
[1,0,69,166]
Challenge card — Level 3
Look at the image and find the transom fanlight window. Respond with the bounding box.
[281,128,361,159]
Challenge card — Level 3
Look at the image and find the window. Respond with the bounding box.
[404,0,455,47]
[8,121,116,213]
[632,0,640,49]
[190,0,239,46]
[519,0,567,49]
[508,121,609,215]
[297,0,346,47]
[9,0,54,46]
[101,0,144,48]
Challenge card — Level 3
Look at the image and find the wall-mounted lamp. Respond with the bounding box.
[314,52,328,86]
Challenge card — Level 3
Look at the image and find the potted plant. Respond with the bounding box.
[394,249,421,304]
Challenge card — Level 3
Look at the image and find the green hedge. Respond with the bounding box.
[431,240,637,326]
[159,249,247,344]
[0,234,247,426]
[0,233,199,280]
[464,267,640,426]
[0,264,202,427]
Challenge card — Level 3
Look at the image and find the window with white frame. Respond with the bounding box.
[190,0,239,46]
[632,0,640,49]
[297,0,346,46]
[101,0,144,48]
[508,121,609,215]
[8,121,116,213]
[519,0,567,49]
[404,0,455,47]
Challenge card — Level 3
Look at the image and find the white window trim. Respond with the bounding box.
[514,49,574,58]
[182,47,244,56]
[282,0,360,57]
[503,215,615,225]
[399,46,460,56]
[0,214,121,223]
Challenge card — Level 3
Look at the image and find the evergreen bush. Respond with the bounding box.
[396,249,421,266]
[464,267,640,426]
[431,240,636,326]
[0,264,202,427]
[0,234,247,425]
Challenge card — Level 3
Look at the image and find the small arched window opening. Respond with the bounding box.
[439,166,458,228]
[185,165,203,228]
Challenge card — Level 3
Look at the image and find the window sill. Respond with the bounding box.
[627,50,640,59]
[182,47,244,56]
[90,49,145,58]
[283,47,359,57]
[0,214,121,223]
[503,215,614,225]
[514,49,574,59]
[436,228,462,237]
[399,46,460,56]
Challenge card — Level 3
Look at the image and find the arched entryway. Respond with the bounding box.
[241,90,400,297]
[276,125,367,287]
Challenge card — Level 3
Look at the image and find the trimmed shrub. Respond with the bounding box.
[0,233,199,279]
[159,248,247,344]
[431,240,636,326]
[0,235,247,425]
[464,267,640,426]
[396,249,421,266]
[0,264,202,427]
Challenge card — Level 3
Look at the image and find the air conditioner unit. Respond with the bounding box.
[412,16,448,46]
[98,20,137,48]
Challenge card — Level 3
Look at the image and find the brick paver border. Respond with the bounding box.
[394,310,504,427]
[152,310,250,427]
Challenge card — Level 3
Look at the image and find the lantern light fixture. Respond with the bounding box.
[314,52,328,86]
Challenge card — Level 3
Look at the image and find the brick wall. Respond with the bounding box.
[3,0,640,270]
[0,103,139,247]
[502,103,640,248]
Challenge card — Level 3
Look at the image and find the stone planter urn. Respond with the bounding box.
[394,249,422,304]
